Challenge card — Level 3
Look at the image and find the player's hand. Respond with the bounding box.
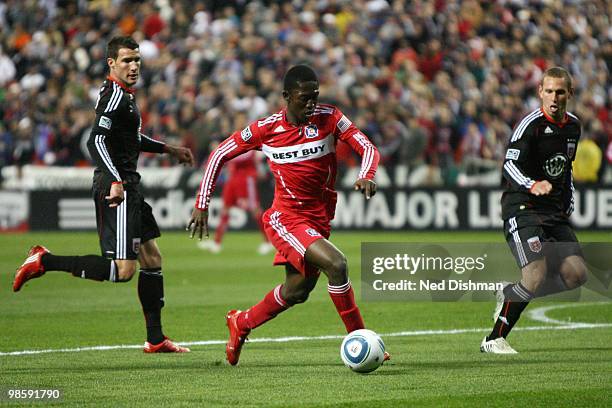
[167,145,195,166]
[354,178,377,200]
[530,180,552,196]
[187,208,209,240]
[106,182,124,208]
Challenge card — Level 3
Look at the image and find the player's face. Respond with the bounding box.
[108,47,141,87]
[538,76,573,121]
[285,81,319,124]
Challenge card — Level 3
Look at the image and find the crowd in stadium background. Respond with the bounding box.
[1,0,610,186]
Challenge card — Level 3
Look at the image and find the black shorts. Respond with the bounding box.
[504,214,583,269]
[93,186,161,260]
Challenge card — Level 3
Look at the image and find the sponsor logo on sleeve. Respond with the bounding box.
[99,116,112,130]
[337,115,352,133]
[241,127,253,142]
[505,148,520,160]
[567,142,576,159]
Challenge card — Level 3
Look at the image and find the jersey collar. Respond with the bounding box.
[540,107,568,127]
[107,76,135,94]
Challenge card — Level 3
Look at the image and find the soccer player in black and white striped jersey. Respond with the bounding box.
[13,36,194,353]
[480,67,588,354]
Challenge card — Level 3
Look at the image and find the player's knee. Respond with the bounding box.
[327,255,348,282]
[116,263,137,282]
[564,264,588,289]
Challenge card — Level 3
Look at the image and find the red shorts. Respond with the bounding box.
[222,175,259,210]
[262,208,331,276]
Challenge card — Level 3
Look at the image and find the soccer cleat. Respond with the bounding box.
[198,240,221,254]
[143,336,190,353]
[13,245,50,292]
[493,281,512,322]
[257,242,275,255]
[225,309,250,365]
[480,336,518,354]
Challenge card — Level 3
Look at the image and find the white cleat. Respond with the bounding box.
[493,281,512,322]
[480,336,518,354]
[257,242,275,255]
[198,240,221,254]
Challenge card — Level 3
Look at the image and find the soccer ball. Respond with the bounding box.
[340,329,385,373]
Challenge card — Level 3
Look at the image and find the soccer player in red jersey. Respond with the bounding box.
[188,65,386,365]
[198,149,273,255]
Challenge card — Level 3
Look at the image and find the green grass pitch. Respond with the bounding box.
[1,231,610,407]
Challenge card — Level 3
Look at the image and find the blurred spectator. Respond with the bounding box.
[573,138,602,184]
[0,0,609,186]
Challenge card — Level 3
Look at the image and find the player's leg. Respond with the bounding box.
[305,238,365,333]
[136,197,188,352]
[534,225,587,297]
[13,189,136,291]
[214,206,230,245]
[482,218,546,353]
[226,264,318,365]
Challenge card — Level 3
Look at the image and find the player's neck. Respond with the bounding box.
[285,110,308,126]
[107,74,135,93]
[540,106,567,125]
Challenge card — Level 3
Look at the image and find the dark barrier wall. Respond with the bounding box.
[26,186,612,231]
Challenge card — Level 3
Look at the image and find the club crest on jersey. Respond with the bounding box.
[527,236,542,253]
[241,127,253,142]
[567,142,576,159]
[132,238,141,254]
[304,124,319,139]
[543,153,566,178]
[305,228,321,237]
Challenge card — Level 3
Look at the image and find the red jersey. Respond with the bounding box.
[196,104,379,218]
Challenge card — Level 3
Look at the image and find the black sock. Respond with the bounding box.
[487,282,533,340]
[41,254,115,281]
[138,268,165,344]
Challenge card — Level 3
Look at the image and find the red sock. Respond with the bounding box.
[238,284,289,330]
[328,281,365,333]
[215,212,229,244]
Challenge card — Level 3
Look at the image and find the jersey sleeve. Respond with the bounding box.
[502,121,537,192]
[333,109,379,180]
[86,85,124,183]
[564,121,581,215]
[140,133,166,153]
[194,123,263,210]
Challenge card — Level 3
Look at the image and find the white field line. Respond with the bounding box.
[1,303,610,357]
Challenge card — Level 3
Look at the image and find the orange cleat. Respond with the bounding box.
[143,336,190,353]
[225,309,250,365]
[13,245,49,292]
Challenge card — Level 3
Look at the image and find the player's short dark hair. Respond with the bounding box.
[283,65,318,92]
[106,36,139,60]
[542,66,573,89]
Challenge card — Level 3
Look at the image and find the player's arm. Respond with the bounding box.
[334,111,380,199]
[188,125,261,239]
[140,133,195,166]
[502,121,551,196]
[86,91,124,207]
[563,123,581,215]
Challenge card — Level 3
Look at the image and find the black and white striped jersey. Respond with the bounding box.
[86,77,165,190]
[501,107,581,221]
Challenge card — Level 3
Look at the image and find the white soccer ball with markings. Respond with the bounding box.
[340,329,385,373]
